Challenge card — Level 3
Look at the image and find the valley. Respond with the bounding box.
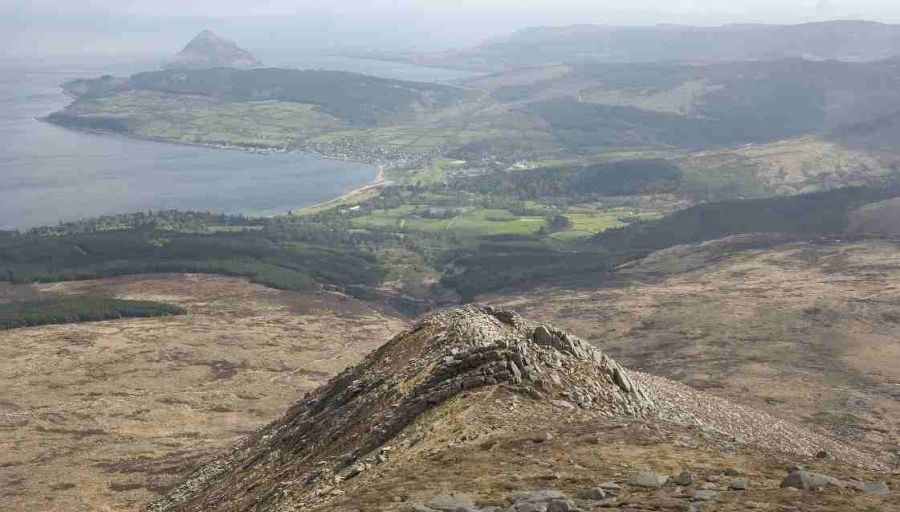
[4,20,900,512]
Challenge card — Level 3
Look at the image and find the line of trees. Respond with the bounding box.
[0,297,185,330]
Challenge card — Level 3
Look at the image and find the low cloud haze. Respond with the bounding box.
[6,0,900,58]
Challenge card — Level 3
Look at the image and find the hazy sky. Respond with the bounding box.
[3,0,889,19]
[5,0,900,58]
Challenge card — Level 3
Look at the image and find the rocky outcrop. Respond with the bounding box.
[147,305,653,511]
[147,305,892,512]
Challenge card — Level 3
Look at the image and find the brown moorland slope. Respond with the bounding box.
[0,274,404,512]
[486,235,900,462]
[847,197,900,237]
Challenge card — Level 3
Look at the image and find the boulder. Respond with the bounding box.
[780,471,844,490]
[546,499,577,512]
[630,473,669,488]
[592,497,618,508]
[508,490,567,504]
[532,326,555,346]
[855,481,889,495]
[582,487,606,500]
[598,482,621,492]
[690,489,719,501]
[532,431,554,443]
[424,494,477,511]
[673,471,694,486]
[514,503,547,512]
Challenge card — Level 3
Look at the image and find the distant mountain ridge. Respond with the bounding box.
[395,20,900,70]
[163,30,261,70]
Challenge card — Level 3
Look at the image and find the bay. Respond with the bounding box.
[0,58,379,230]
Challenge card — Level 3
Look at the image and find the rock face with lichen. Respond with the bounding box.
[147,305,653,511]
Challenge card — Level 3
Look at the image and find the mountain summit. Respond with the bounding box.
[163,30,261,70]
[147,305,889,512]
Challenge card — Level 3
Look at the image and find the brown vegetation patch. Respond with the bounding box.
[0,274,405,511]
[485,237,900,460]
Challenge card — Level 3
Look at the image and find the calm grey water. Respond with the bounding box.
[0,60,381,230]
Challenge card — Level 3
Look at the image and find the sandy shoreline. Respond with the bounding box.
[297,164,388,213]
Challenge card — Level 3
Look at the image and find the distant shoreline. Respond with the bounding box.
[1,117,385,229]
[38,115,382,166]
[38,116,389,216]
[299,165,388,213]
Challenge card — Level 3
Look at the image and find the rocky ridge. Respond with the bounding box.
[147,305,892,511]
[148,305,653,511]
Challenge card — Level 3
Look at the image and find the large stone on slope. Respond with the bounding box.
[508,490,567,504]
[598,482,621,491]
[546,499,577,512]
[424,493,477,511]
[690,489,719,501]
[512,504,545,512]
[673,470,694,486]
[855,481,890,495]
[582,487,606,500]
[630,473,669,488]
[780,471,844,490]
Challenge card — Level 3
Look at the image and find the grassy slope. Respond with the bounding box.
[485,236,900,461]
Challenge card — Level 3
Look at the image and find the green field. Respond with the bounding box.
[550,209,626,240]
[349,204,649,240]
[351,206,548,237]
[59,91,349,148]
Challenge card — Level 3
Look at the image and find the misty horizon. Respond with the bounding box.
[7,0,900,59]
